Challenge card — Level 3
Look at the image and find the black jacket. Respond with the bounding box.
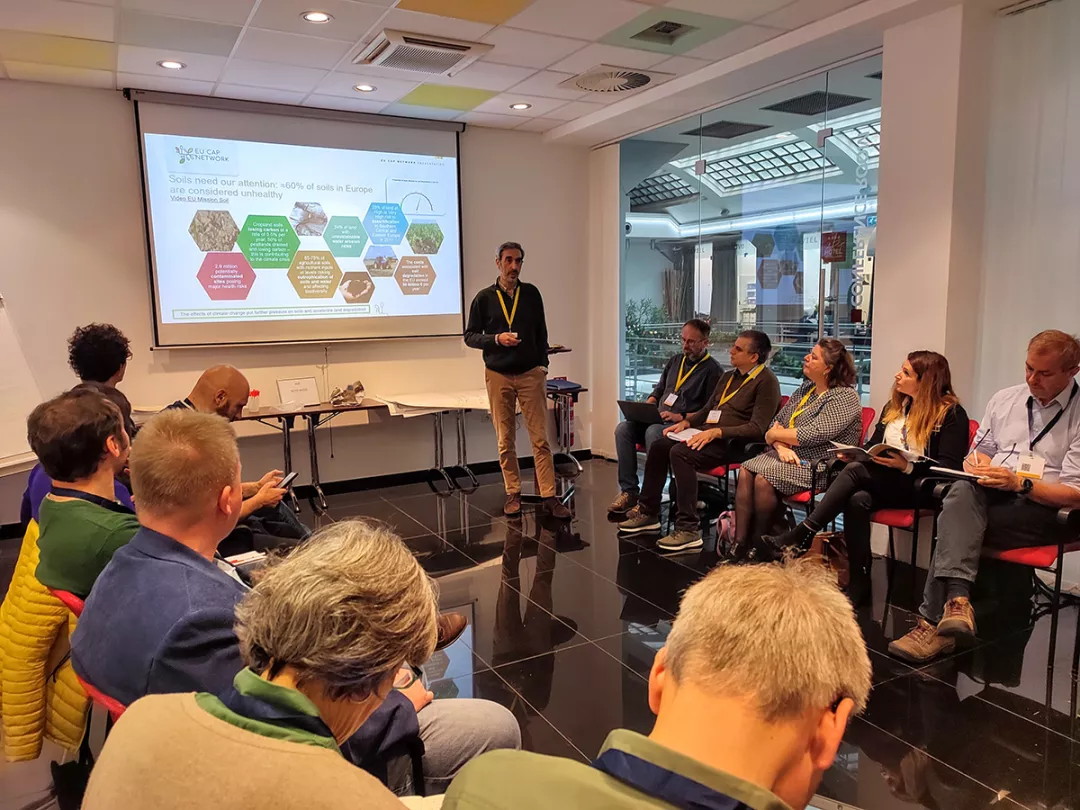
[464,280,548,375]
[865,402,971,469]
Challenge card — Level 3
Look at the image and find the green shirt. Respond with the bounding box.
[443,729,793,810]
[36,496,140,598]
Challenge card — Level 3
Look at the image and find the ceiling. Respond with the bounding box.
[0,0,880,136]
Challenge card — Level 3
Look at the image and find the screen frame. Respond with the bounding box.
[129,92,468,350]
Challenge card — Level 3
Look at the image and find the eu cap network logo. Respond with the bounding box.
[166,139,238,176]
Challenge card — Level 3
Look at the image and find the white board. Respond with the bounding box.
[0,302,42,472]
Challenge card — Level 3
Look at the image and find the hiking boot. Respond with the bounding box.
[887,618,956,664]
[618,506,661,534]
[937,597,977,640]
[657,530,703,553]
[503,492,522,516]
[434,613,468,651]
[608,491,638,514]
[545,497,572,520]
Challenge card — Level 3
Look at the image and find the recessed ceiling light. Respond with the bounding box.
[354,84,377,93]
[301,10,332,22]
[510,102,532,110]
[157,60,185,70]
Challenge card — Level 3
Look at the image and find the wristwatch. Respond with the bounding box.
[1020,477,1034,495]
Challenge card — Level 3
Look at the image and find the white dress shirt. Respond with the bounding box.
[976,380,1080,491]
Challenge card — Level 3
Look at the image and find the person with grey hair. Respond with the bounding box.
[443,560,872,810]
[82,520,445,809]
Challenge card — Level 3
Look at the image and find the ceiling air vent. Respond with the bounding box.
[560,65,673,94]
[763,90,869,116]
[630,19,700,47]
[354,30,492,75]
[683,121,771,139]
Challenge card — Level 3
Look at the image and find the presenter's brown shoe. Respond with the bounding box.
[504,492,522,516]
[434,613,468,651]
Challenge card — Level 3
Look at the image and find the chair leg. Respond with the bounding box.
[888,527,896,565]
[1046,558,1064,714]
[910,515,920,569]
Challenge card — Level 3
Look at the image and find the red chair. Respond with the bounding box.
[76,674,127,723]
[49,588,85,618]
[783,406,877,513]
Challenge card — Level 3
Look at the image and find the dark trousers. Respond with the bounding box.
[640,437,735,532]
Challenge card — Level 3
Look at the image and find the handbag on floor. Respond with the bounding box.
[807,531,851,589]
[715,510,737,557]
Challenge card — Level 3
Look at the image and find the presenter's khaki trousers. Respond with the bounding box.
[484,367,556,498]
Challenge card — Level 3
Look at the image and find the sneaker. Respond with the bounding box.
[618,507,661,534]
[608,491,638,514]
[657,530,703,553]
[887,618,956,663]
[545,497,572,520]
[503,492,522,516]
[936,597,977,640]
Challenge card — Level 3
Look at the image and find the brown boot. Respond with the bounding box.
[503,492,522,516]
[887,618,955,664]
[434,613,468,651]
[608,491,637,514]
[937,596,977,640]
[545,497,572,520]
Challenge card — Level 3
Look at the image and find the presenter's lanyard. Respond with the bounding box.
[592,749,749,810]
[717,364,764,406]
[1028,382,1078,451]
[49,486,134,515]
[497,285,520,330]
[789,388,825,429]
[674,353,711,393]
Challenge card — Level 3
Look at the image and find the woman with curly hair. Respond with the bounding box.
[68,323,132,387]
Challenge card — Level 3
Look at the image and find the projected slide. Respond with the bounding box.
[141,134,461,326]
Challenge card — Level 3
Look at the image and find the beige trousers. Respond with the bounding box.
[484,367,556,498]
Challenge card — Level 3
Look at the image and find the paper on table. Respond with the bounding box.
[667,428,702,443]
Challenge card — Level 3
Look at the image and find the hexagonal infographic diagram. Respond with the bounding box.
[404,222,443,255]
[323,216,369,258]
[395,257,436,295]
[188,210,239,252]
[288,251,342,298]
[363,245,398,277]
[197,253,255,300]
[237,215,300,268]
[363,203,408,246]
[339,271,375,305]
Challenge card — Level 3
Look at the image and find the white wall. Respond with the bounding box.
[0,80,591,525]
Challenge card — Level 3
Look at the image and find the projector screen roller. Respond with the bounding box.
[135,100,463,347]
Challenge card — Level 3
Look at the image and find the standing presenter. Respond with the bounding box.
[465,242,570,520]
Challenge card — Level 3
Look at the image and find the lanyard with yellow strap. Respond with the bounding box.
[789,388,826,428]
[497,285,520,330]
[674,353,711,392]
[716,364,765,406]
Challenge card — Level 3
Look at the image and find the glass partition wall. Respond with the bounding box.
[620,55,880,404]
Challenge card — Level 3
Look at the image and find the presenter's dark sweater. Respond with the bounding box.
[464,280,548,375]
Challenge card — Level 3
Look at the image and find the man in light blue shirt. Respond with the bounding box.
[891,330,1080,664]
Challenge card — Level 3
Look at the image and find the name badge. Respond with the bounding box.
[1016,453,1046,480]
[663,393,678,407]
[706,409,722,424]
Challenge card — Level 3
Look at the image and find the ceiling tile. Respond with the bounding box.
[234,29,353,70]
[312,71,418,101]
[117,11,241,56]
[456,110,523,128]
[303,94,391,113]
[544,99,605,120]
[214,84,308,104]
[666,0,794,24]
[379,102,463,120]
[506,69,589,100]
[505,0,652,40]
[2,1,115,42]
[650,55,710,75]
[756,0,866,30]
[426,61,536,91]
[116,70,216,93]
[396,0,535,25]
[70,0,119,6]
[219,57,328,92]
[398,83,497,110]
[117,45,227,81]
[513,116,561,132]
[365,8,495,42]
[0,31,116,70]
[250,0,387,41]
[119,0,256,26]
[684,23,782,60]
[478,27,587,70]
[548,42,668,74]
[471,92,567,117]
[5,61,114,89]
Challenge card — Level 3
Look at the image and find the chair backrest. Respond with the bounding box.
[49,588,84,618]
[779,395,790,408]
[76,674,126,722]
[968,419,980,448]
[860,407,877,443]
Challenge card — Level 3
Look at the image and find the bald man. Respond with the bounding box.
[170,364,251,422]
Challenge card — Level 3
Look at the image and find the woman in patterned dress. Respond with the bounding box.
[733,338,862,556]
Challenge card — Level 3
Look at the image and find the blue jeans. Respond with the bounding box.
[614,420,667,494]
